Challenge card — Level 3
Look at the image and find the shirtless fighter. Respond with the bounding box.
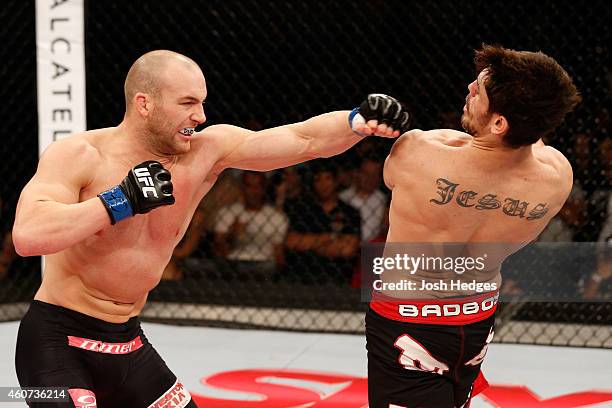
[363,45,581,407]
[12,50,410,407]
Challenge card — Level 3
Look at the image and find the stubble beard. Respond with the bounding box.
[461,113,475,136]
[145,114,187,156]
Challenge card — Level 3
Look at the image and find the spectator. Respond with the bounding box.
[285,161,361,285]
[214,171,288,276]
[537,184,586,242]
[340,157,387,241]
[598,137,612,243]
[274,166,304,211]
[584,138,612,298]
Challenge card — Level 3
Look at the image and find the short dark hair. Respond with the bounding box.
[475,44,581,148]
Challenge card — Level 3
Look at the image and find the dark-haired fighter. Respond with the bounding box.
[366,44,580,408]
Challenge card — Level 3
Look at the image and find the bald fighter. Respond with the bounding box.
[12,50,410,407]
[365,45,580,407]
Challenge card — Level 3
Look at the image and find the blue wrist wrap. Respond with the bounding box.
[98,185,133,224]
[348,107,368,137]
[348,107,360,127]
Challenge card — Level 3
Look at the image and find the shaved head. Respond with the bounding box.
[124,50,201,112]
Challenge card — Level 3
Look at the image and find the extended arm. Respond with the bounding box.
[211,95,411,172]
[211,111,364,172]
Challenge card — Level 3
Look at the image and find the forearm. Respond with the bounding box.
[298,111,363,159]
[12,197,110,256]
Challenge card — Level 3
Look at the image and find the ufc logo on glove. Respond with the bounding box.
[134,168,158,198]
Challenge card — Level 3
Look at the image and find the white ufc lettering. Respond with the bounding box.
[137,176,154,186]
[134,168,153,184]
[142,186,158,198]
[134,168,157,197]
[394,334,449,375]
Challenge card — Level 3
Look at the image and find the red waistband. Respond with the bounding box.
[67,335,143,354]
[370,291,499,325]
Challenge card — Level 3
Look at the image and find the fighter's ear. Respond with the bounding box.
[490,114,509,136]
[134,92,153,117]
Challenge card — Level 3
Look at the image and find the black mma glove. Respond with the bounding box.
[98,161,175,224]
[349,94,411,136]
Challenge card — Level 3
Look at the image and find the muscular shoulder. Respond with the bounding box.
[194,124,250,173]
[420,129,473,147]
[534,143,572,173]
[40,132,101,168]
[533,143,574,201]
[390,128,471,155]
[37,132,102,184]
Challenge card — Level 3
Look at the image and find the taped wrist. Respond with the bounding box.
[348,108,367,137]
[98,185,134,224]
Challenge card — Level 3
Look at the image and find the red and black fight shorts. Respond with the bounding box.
[15,300,197,408]
[366,291,498,408]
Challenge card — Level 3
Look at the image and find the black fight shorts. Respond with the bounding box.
[366,292,497,408]
[15,300,198,408]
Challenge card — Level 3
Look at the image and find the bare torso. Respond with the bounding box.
[381,129,572,298]
[35,128,221,322]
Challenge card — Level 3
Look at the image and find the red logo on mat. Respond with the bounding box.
[68,389,97,408]
[192,369,368,407]
[190,369,612,408]
[481,385,612,408]
[67,335,143,354]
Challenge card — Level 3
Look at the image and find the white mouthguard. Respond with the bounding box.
[179,127,195,136]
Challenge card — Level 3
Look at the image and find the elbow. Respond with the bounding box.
[12,229,33,257]
[12,227,45,257]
